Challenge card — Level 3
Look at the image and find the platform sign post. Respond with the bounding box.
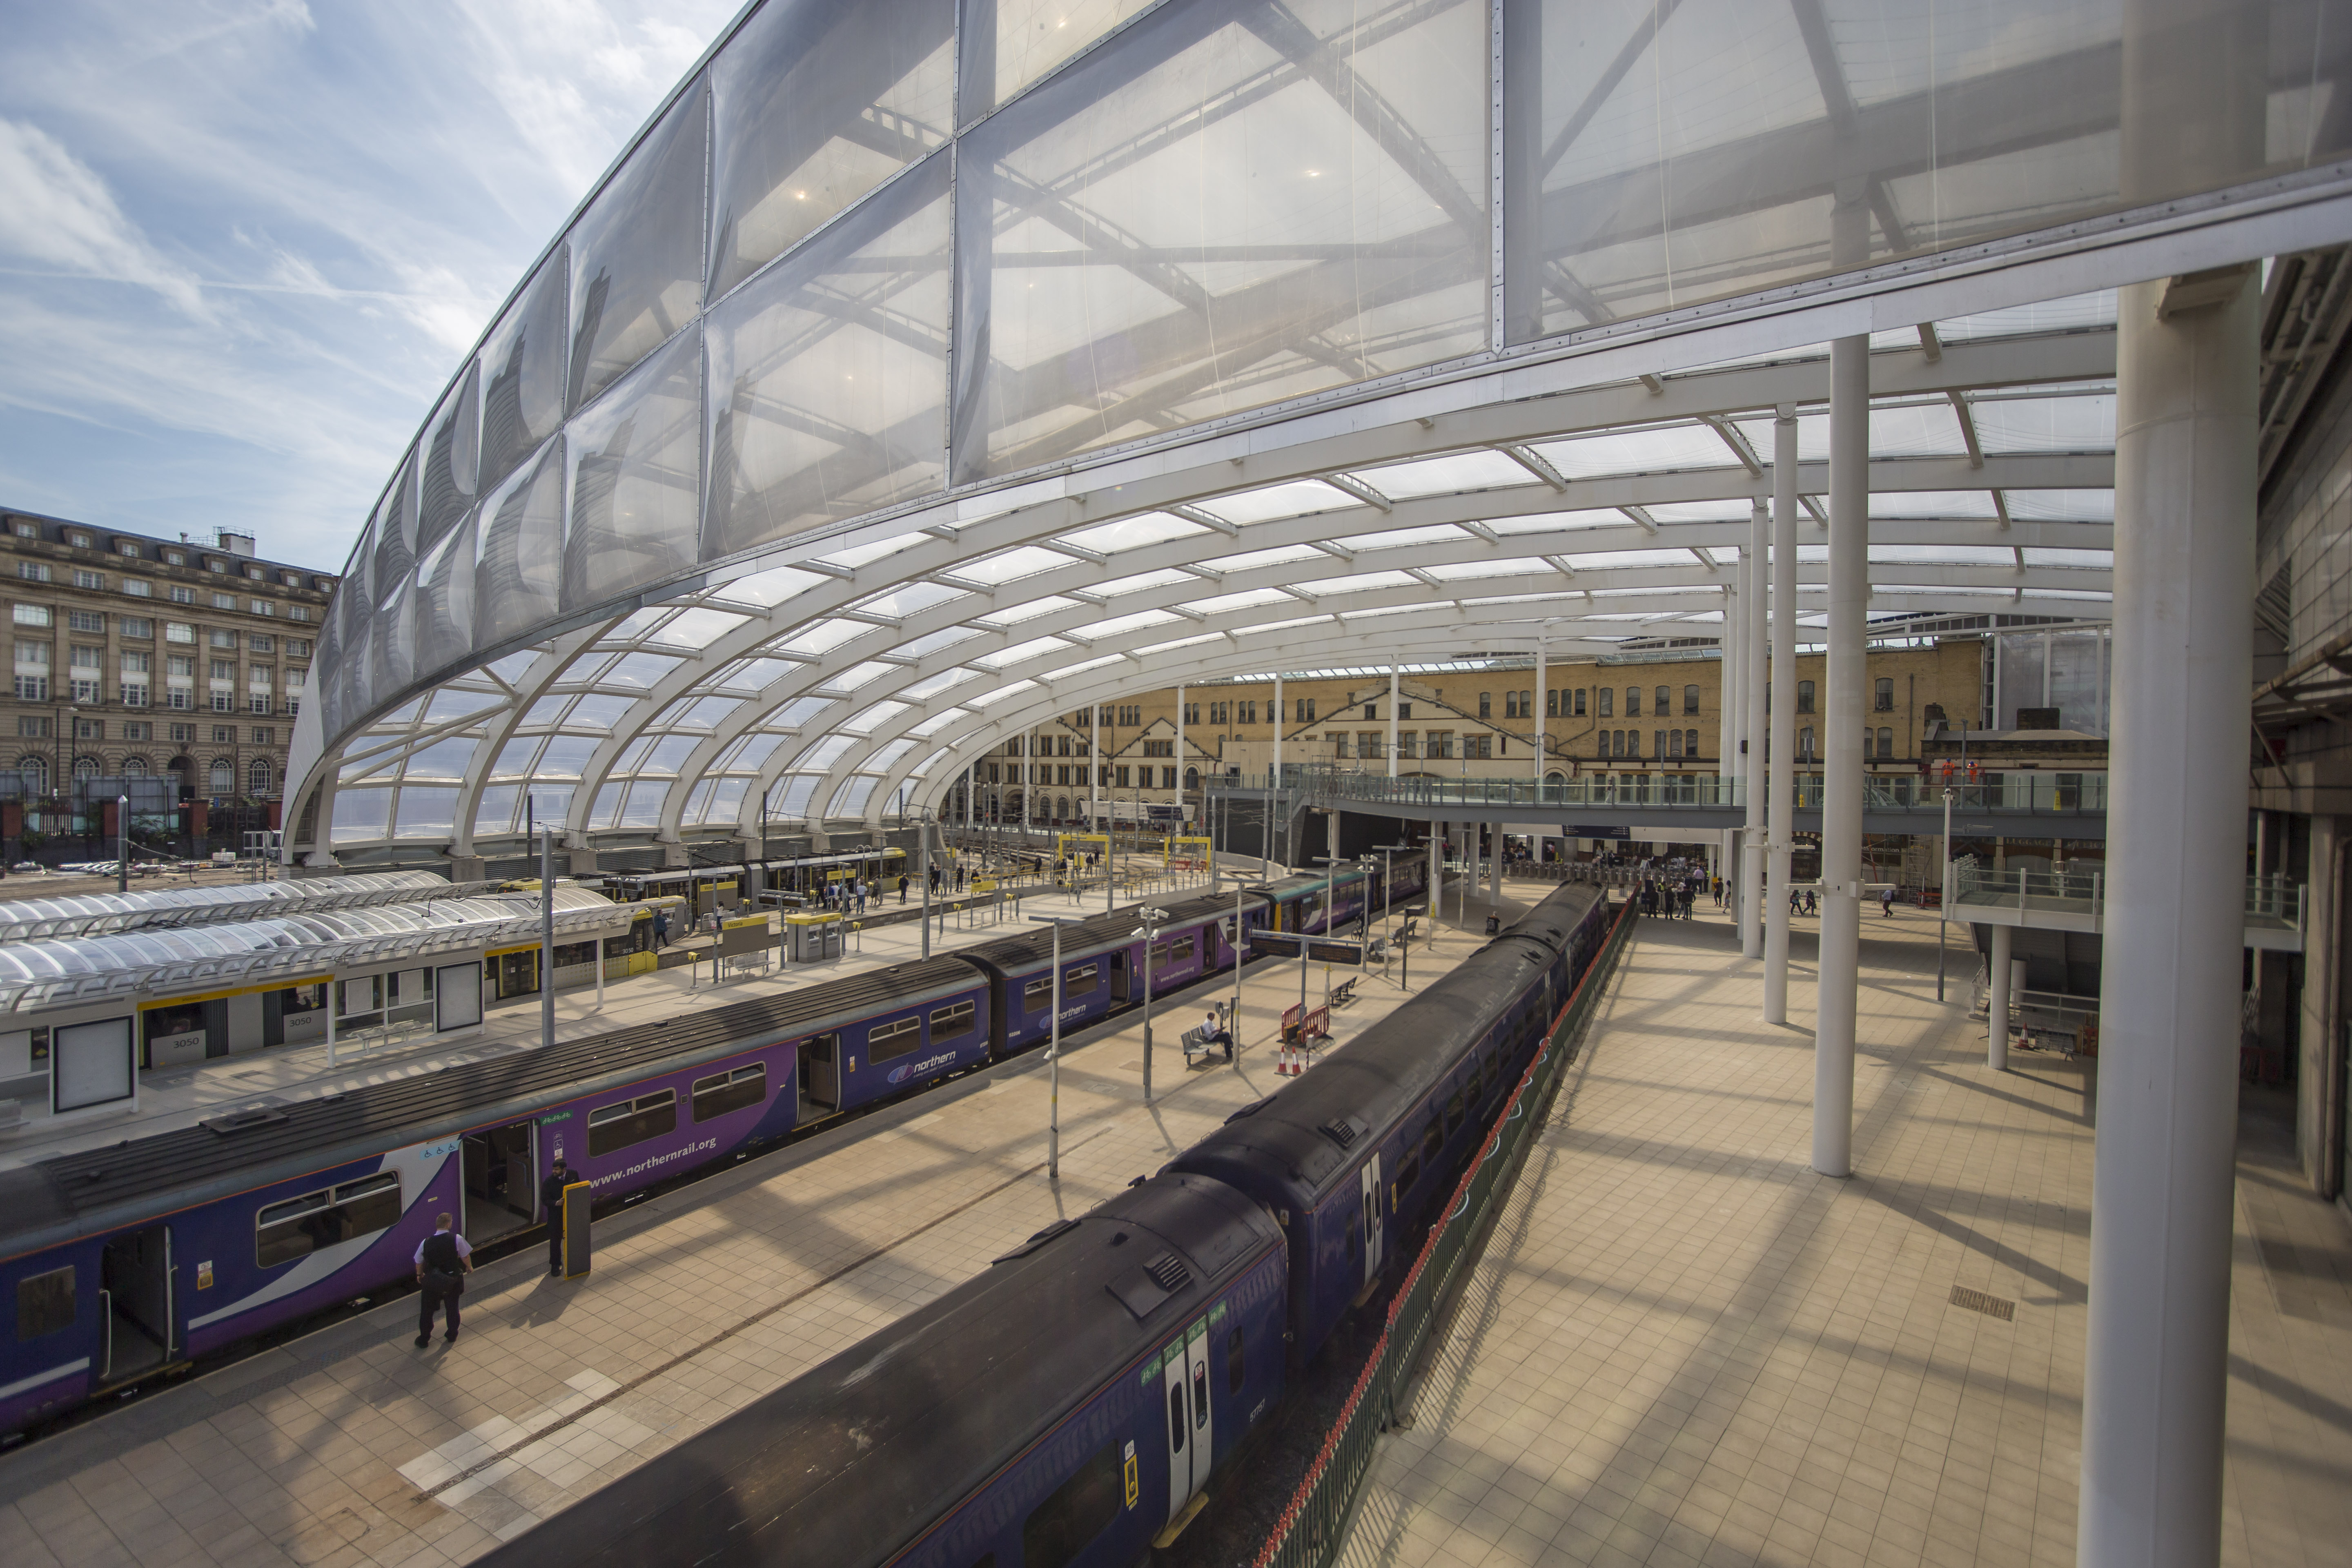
[560,1179,591,1279]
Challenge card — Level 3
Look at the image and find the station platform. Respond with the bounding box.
[0,880,1522,1567]
[1333,906,2352,1568]
[0,864,1229,1170]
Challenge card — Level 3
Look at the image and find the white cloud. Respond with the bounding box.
[0,118,208,316]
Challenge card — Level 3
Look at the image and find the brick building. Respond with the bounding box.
[0,508,339,861]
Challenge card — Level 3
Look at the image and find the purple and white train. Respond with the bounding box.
[0,860,1425,1435]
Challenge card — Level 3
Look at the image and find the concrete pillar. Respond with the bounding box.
[1764,406,1799,1022]
[1813,334,1869,1178]
[1987,922,2012,1070]
[2080,239,2261,1568]
[1089,703,1100,826]
[1534,644,1547,789]
[1175,681,1186,833]
[1743,500,1768,959]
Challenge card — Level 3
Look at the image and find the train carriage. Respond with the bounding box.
[483,1172,1289,1568]
[960,894,1264,1056]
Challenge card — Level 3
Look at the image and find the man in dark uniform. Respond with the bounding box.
[541,1156,575,1275]
[413,1214,472,1347]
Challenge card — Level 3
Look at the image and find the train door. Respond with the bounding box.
[98,1224,173,1385]
[1163,1321,1213,1525]
[1110,951,1131,1002]
[463,1119,537,1243]
[797,1033,840,1120]
[1359,1156,1384,1290]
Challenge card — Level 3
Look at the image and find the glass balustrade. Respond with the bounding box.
[1214,769,2111,815]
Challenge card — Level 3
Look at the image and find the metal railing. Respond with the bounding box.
[1212,767,2109,815]
[1949,857,2107,918]
[2246,874,2305,933]
[1254,898,1637,1568]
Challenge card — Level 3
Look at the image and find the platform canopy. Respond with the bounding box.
[284,0,2352,866]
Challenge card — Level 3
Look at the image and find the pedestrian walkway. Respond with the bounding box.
[1333,908,2352,1568]
[0,884,1530,1568]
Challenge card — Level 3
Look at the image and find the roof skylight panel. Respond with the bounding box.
[1640,500,1753,523]
[844,700,910,733]
[2004,490,2116,521]
[1730,411,1828,461]
[1864,402,1969,457]
[716,733,787,772]
[1084,609,1183,639]
[977,595,1079,627]
[901,667,980,700]
[1336,523,1479,550]
[1057,513,1206,552]
[772,619,870,656]
[1294,570,1418,595]
[1531,424,1737,478]
[1202,543,1327,572]
[1483,508,1644,535]
[790,736,858,772]
[561,693,639,729]
[975,635,1074,670]
[829,661,897,690]
[1866,544,2018,566]
[708,564,826,608]
[1183,587,1294,615]
[966,679,1038,707]
[1348,450,1536,498]
[1421,558,1551,581]
[1196,479,1359,525]
[909,712,962,738]
[895,626,984,660]
[1935,291,2116,342]
[535,735,601,776]
[2020,548,2117,568]
[1967,394,2116,453]
[421,689,504,724]
[854,581,969,619]
[1094,568,1198,597]
[699,657,794,695]
[1040,653,1129,681]
[957,545,1071,585]
[488,738,543,777]
[815,531,931,571]
[401,739,477,780]
[1868,491,2000,518]
[868,739,918,769]
[639,608,751,648]
[1562,548,1696,570]
[597,652,684,689]
[767,696,835,727]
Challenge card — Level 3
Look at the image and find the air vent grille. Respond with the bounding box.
[1145,1252,1192,1292]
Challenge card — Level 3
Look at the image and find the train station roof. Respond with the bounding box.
[0,886,631,1014]
[0,869,466,944]
[281,0,2352,868]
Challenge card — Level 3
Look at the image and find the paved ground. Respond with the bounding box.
[1333,903,2352,1568]
[0,876,1523,1568]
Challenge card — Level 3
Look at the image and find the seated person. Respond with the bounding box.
[1201,1004,1234,1062]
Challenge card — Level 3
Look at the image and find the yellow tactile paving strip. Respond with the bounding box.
[1334,909,2352,1568]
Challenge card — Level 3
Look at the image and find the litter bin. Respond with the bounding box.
[1484,914,1501,935]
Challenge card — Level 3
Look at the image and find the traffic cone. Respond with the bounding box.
[1278,1042,1298,1077]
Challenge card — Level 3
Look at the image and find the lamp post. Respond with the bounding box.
[1937,786,1955,1002]
[116,791,127,893]
[1133,904,1167,1101]
[1027,913,1078,1179]
[540,818,556,1051]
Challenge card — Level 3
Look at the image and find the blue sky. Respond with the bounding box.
[0,0,741,571]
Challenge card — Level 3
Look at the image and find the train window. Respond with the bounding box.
[1225,1325,1245,1394]
[1167,1383,1185,1452]
[1148,942,1169,969]
[929,1001,976,1040]
[1393,1152,1421,1202]
[255,1172,403,1268]
[1173,935,1196,962]
[1193,1365,1209,1429]
[1444,1090,1465,1138]
[866,1016,922,1062]
[1420,1123,1442,1165]
[588,1089,677,1156]
[1063,963,1098,993]
[692,1064,766,1121]
[16,1265,73,1341]
[1024,976,1053,1007]
[1021,1441,1121,1568]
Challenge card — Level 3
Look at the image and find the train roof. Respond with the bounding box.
[956,889,1261,973]
[0,953,985,1261]
[481,1172,1283,1568]
[1169,884,1603,1208]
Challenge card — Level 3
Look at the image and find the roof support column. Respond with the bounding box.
[1742,500,1768,960]
[1533,644,1547,789]
[1176,682,1186,834]
[1814,332,1869,1178]
[2081,249,2259,1568]
[1764,406,1799,1022]
[1274,674,1284,869]
[1388,668,1399,778]
[1089,702,1100,830]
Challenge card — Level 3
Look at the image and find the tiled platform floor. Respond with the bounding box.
[1335,906,2352,1568]
[0,878,1527,1568]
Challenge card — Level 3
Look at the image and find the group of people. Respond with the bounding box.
[1635,876,1704,919]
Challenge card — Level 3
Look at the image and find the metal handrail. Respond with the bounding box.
[1209,767,2109,815]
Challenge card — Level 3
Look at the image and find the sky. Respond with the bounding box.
[0,0,742,572]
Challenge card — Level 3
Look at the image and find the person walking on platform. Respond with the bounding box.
[1880,886,1896,919]
[541,1156,575,1275]
[414,1214,473,1347]
[653,907,670,949]
[898,873,909,904]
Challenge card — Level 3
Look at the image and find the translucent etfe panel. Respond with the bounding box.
[961,0,1157,122]
[373,577,415,696]
[330,787,392,844]
[393,787,461,839]
[418,362,481,558]
[414,513,476,675]
[951,0,1490,484]
[565,329,704,611]
[474,783,521,836]
[475,437,566,648]
[373,452,419,610]
[706,0,954,302]
[1506,0,2341,349]
[479,247,570,494]
[568,80,709,414]
[705,152,951,560]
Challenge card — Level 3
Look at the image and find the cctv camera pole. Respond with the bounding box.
[1029,913,1075,1179]
[1137,907,1165,1102]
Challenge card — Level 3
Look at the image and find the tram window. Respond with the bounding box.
[255,1172,403,1268]
[1021,1441,1121,1568]
[1064,963,1098,993]
[588,1089,677,1156]
[1024,977,1054,1007]
[867,1015,922,1062]
[1173,935,1196,962]
[16,1265,73,1341]
[1226,1325,1245,1394]
[692,1063,766,1121]
[929,1001,976,1040]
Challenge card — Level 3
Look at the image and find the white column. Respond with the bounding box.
[1175,682,1186,834]
[1743,500,1768,959]
[1987,923,2012,1070]
[1388,668,1400,777]
[1764,407,1799,1022]
[1272,675,1285,869]
[1533,645,1547,788]
[1717,583,1740,775]
[1813,335,1868,1178]
[2080,265,2259,1568]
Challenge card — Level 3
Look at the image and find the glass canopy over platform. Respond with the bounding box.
[287,0,2352,866]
